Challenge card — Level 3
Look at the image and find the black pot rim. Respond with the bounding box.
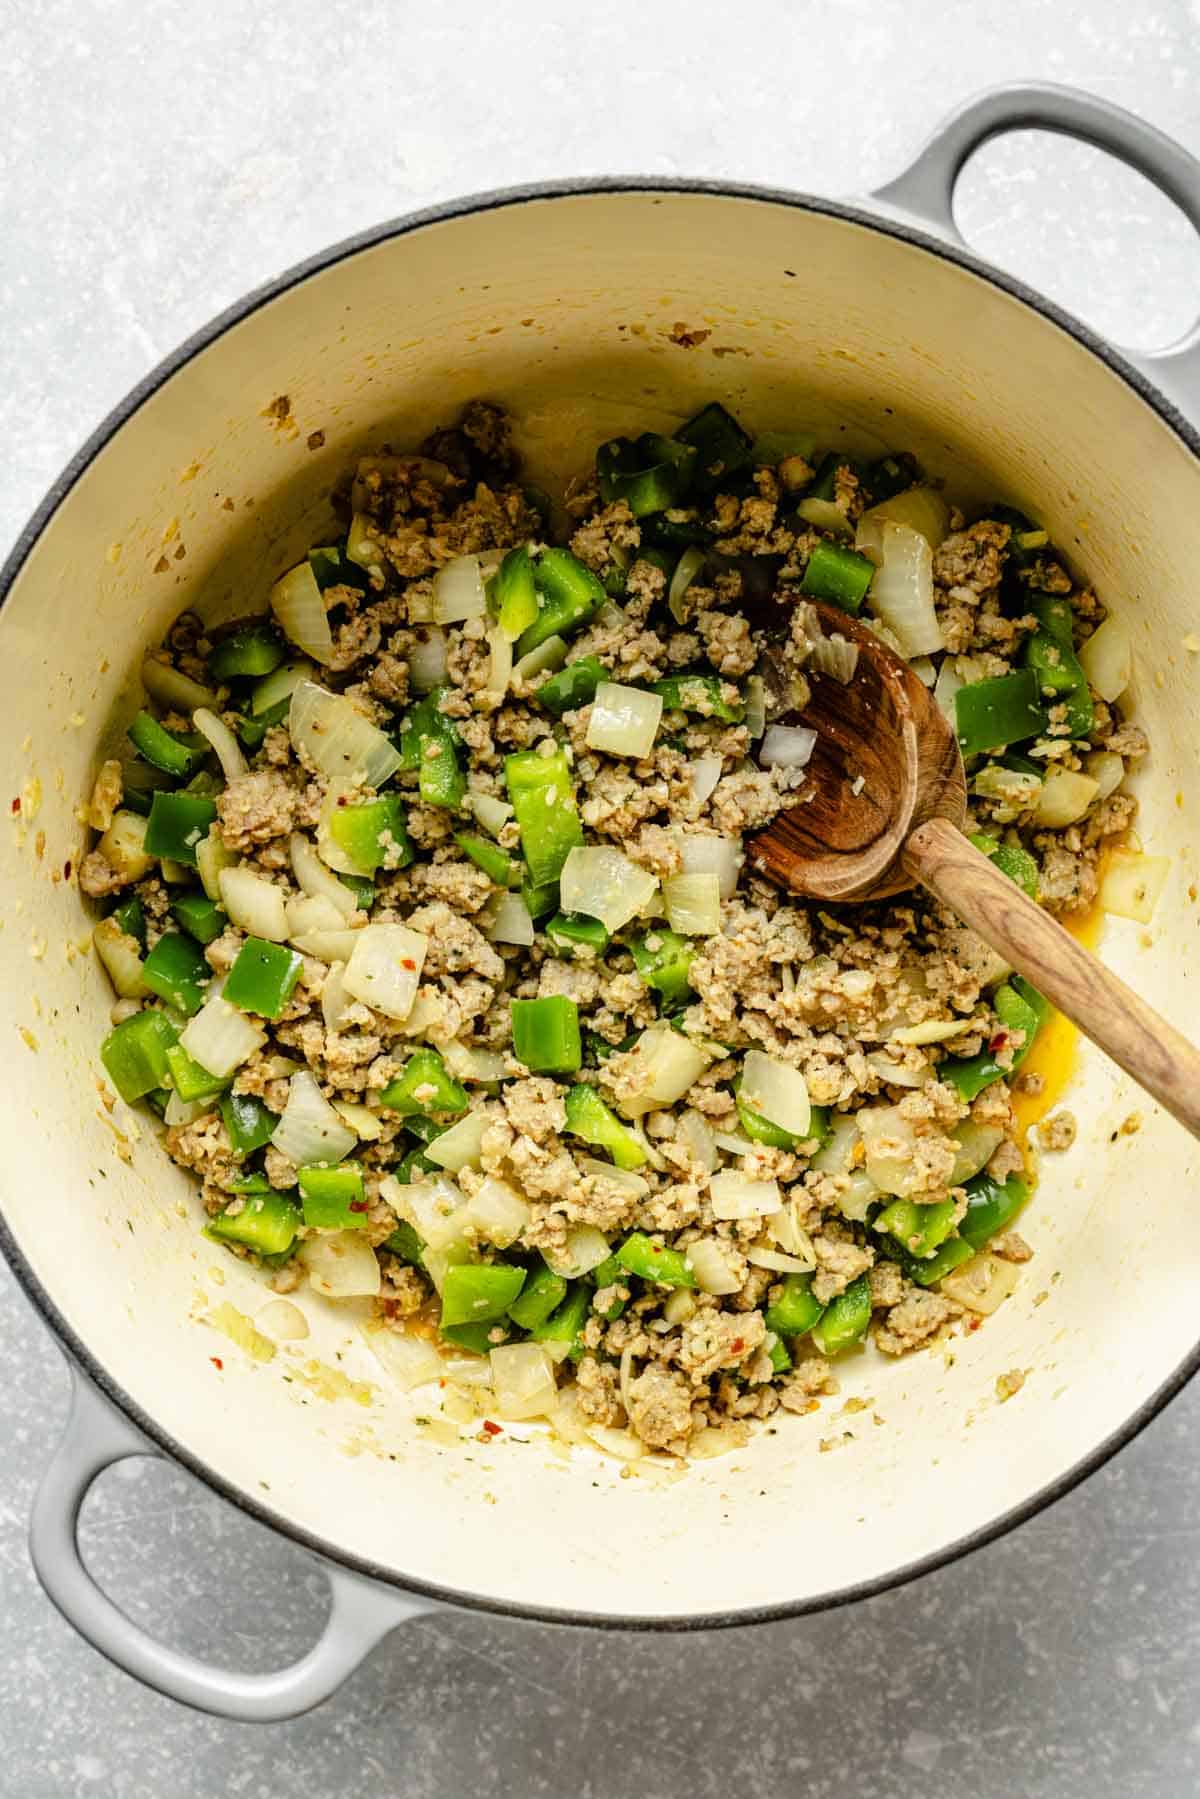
[3,172,1197,1637]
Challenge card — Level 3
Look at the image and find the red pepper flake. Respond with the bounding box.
[968,1316,983,1332]
[348,1199,369,1213]
[481,1419,502,1436]
[10,797,20,815]
[210,1355,224,1370]
[63,860,73,879]
[400,957,417,971]
[730,1338,745,1355]
[988,1031,1009,1054]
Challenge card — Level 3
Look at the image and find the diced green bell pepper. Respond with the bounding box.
[144,791,218,866]
[800,541,875,614]
[1023,595,1094,738]
[236,695,291,750]
[955,669,1047,756]
[338,872,376,911]
[110,896,147,949]
[650,673,743,722]
[875,1197,960,1259]
[960,1171,1029,1249]
[507,1261,568,1330]
[535,656,606,715]
[491,544,539,641]
[675,402,754,494]
[616,1232,696,1289]
[511,996,581,1074]
[941,978,1049,1100]
[530,1282,591,1357]
[630,928,695,1006]
[810,1274,872,1355]
[905,1235,976,1286]
[383,1219,426,1266]
[224,937,303,1021]
[866,451,920,504]
[596,432,698,518]
[545,911,610,959]
[165,1042,227,1103]
[766,1333,793,1375]
[587,1252,629,1320]
[516,549,606,656]
[208,621,285,681]
[764,1272,826,1339]
[732,1083,827,1152]
[141,931,210,1016]
[440,1263,527,1329]
[378,1049,469,1117]
[394,1146,437,1183]
[563,1083,647,1169]
[170,889,227,945]
[398,688,465,809]
[522,874,560,921]
[454,831,520,888]
[206,1189,301,1257]
[441,1320,514,1354]
[968,832,1040,901]
[504,748,583,885]
[219,1090,279,1157]
[328,793,413,872]
[127,712,210,780]
[120,760,175,816]
[101,1010,179,1103]
[298,1162,368,1230]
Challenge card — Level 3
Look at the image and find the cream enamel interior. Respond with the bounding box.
[3,189,1200,1622]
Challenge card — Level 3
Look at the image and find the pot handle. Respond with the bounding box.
[871,80,1200,416]
[29,1365,435,1721]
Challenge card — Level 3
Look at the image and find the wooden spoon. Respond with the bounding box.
[746,601,1200,1141]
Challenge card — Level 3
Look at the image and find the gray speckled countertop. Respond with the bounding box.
[4,4,1200,1794]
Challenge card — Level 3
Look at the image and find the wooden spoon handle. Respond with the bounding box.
[902,816,1200,1142]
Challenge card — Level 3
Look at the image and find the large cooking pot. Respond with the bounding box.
[4,82,1200,1722]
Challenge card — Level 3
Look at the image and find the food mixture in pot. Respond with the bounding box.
[82,399,1158,1458]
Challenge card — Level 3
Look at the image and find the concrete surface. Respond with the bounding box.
[3,2,1200,1794]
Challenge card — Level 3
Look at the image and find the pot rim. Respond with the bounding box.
[3,173,1197,1634]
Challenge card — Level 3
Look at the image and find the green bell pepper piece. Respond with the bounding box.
[398,688,465,809]
[522,874,560,921]
[141,931,210,1017]
[328,793,413,873]
[875,1197,960,1259]
[563,1083,647,1169]
[338,873,376,911]
[941,978,1049,1100]
[866,451,920,504]
[511,996,582,1074]
[516,549,606,656]
[507,1261,568,1330]
[223,937,304,1020]
[530,1282,591,1357]
[766,1333,793,1375]
[383,1219,426,1266]
[968,832,1040,901]
[675,402,753,494]
[587,1252,629,1320]
[630,928,696,1006]
[1023,595,1094,737]
[165,1042,227,1103]
[733,1086,829,1153]
[504,747,583,885]
[379,1049,469,1117]
[208,621,285,681]
[440,1263,526,1329]
[650,674,743,722]
[219,1090,278,1158]
[905,1236,976,1286]
[764,1272,826,1339]
[616,1232,696,1289]
[535,656,606,716]
[491,544,540,640]
[298,1162,368,1230]
[596,432,698,518]
[101,1010,179,1104]
[120,759,175,816]
[810,1274,872,1356]
[394,1146,437,1183]
[545,911,610,959]
[955,669,1047,756]
[454,831,520,888]
[144,791,218,866]
[236,695,290,750]
[127,712,210,780]
[961,1171,1029,1250]
[170,890,226,945]
[110,896,147,950]
[800,541,875,614]
[206,1189,301,1257]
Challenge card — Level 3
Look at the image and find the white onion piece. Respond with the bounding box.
[667,544,707,624]
[179,996,264,1079]
[294,929,362,963]
[746,1246,815,1274]
[616,1026,711,1117]
[586,682,663,759]
[432,554,487,624]
[543,1224,611,1279]
[332,1099,382,1140]
[808,631,860,684]
[484,891,535,946]
[425,1109,488,1174]
[219,866,289,941]
[390,1174,470,1252]
[1100,848,1170,923]
[559,847,659,933]
[662,1288,697,1327]
[258,1299,310,1342]
[299,1231,380,1299]
[512,634,568,682]
[760,723,817,769]
[142,657,218,713]
[441,1040,509,1083]
[577,1158,651,1200]
[940,1252,1020,1316]
[288,681,402,787]
[270,562,333,664]
[676,1108,719,1172]
[195,825,237,904]
[857,1104,921,1198]
[688,755,723,812]
[796,496,855,537]
[466,1177,530,1248]
[345,513,384,574]
[251,658,317,717]
[709,1171,782,1220]
[96,809,154,884]
[466,792,513,837]
[739,1049,811,1136]
[713,1130,756,1155]
[766,1203,813,1260]
[858,486,950,550]
[482,624,513,702]
[836,1169,881,1224]
[910,655,937,687]
[949,1121,1005,1185]
[271,1070,357,1166]
[364,1326,442,1390]
[1034,769,1099,828]
[490,1344,559,1422]
[933,657,964,725]
[662,872,722,936]
[743,675,766,740]
[865,1050,929,1089]
[192,708,247,783]
[289,832,359,921]
[286,892,347,938]
[343,923,428,1020]
[1084,750,1125,802]
[1078,615,1132,703]
[860,521,944,657]
[810,1113,860,1175]
[687,1238,742,1295]
[676,832,743,899]
[892,1017,970,1047]
[408,627,448,694]
[93,918,149,1000]
[164,1090,207,1127]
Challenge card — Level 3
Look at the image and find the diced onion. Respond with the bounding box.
[271,1070,357,1166]
[676,1109,719,1172]
[837,1169,882,1223]
[432,554,488,624]
[910,655,937,687]
[482,624,513,703]
[289,831,359,920]
[543,1224,611,1279]
[490,1343,558,1422]
[747,1246,815,1274]
[287,892,347,939]
[219,866,289,942]
[1084,750,1125,802]
[859,486,950,550]
[667,545,707,624]
[408,627,448,694]
[258,1299,310,1342]
[93,917,149,1000]
[345,512,385,574]
[663,1288,697,1325]
[577,1157,651,1199]
[164,1091,207,1127]
[332,1099,382,1140]
[288,681,402,787]
[193,826,235,905]
[484,891,535,946]
[760,723,817,769]
[1034,769,1099,829]
[808,631,860,684]
[192,708,247,782]
[513,634,568,682]
[342,922,428,1020]
[713,1130,756,1155]
[709,1171,782,1220]
[425,1109,488,1173]
[933,657,964,724]
[765,1203,814,1260]
[1099,847,1170,923]
[739,1049,811,1136]
[796,497,854,537]
[559,846,659,933]
[96,809,154,885]
[940,1252,1020,1315]
[676,832,743,899]
[466,791,513,838]
[662,872,722,936]
[586,682,663,760]
[441,1040,509,1083]
[865,1051,929,1089]
[892,1017,970,1047]
[949,1121,1004,1185]
[387,1174,470,1252]
[252,659,317,717]
[687,754,723,811]
[364,1325,442,1390]
[465,1176,530,1248]
[179,996,265,1079]
[142,658,218,713]
[687,1238,743,1295]
[299,1231,380,1299]
[857,1104,921,1197]
[973,764,1041,807]
[295,929,362,963]
[743,675,766,740]
[1078,615,1132,703]
[859,521,943,657]
[270,562,333,664]
[614,1026,712,1117]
